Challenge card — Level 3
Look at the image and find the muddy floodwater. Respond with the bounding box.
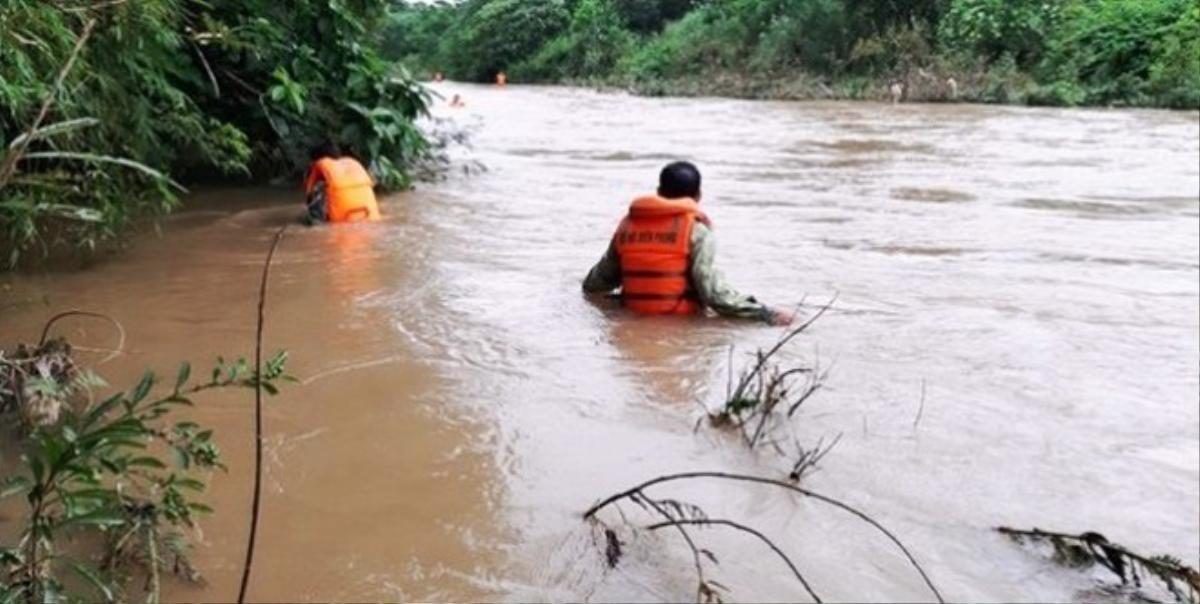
[2,84,1198,602]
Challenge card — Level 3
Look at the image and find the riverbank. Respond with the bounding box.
[387,0,1200,112]
[463,67,1200,111]
[563,66,1021,106]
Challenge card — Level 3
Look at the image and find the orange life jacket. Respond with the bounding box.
[304,157,381,223]
[614,195,711,315]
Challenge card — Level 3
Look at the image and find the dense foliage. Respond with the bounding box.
[0,1,430,266]
[386,0,1200,109]
[1,335,291,603]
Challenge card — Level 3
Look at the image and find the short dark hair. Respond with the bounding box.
[658,161,701,199]
[309,141,339,162]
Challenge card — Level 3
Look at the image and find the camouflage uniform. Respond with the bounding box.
[583,222,771,322]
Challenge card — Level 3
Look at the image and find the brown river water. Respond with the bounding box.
[2,83,1198,602]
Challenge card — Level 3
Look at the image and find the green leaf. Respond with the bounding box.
[0,585,21,604]
[175,477,206,492]
[29,456,45,483]
[7,118,100,149]
[170,447,189,470]
[187,502,214,514]
[64,559,115,603]
[99,457,122,474]
[0,476,32,499]
[64,488,118,503]
[20,152,188,193]
[130,371,155,404]
[62,509,126,529]
[174,362,191,392]
[128,456,167,470]
[83,393,126,429]
[29,203,104,223]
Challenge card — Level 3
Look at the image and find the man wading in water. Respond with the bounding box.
[302,142,382,225]
[583,161,794,325]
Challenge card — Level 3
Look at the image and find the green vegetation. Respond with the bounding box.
[386,0,1200,109]
[1,1,431,267]
[0,331,291,603]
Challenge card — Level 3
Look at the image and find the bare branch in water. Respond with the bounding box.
[707,297,836,454]
[728,296,836,408]
[585,471,944,603]
[789,433,842,483]
[630,491,719,603]
[912,379,927,432]
[38,310,126,365]
[647,517,823,603]
[997,526,1200,603]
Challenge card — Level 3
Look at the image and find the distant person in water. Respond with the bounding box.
[449,93,465,108]
[495,71,507,86]
[303,142,381,225]
[433,71,444,82]
[583,161,794,325]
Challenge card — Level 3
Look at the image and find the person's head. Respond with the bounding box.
[309,141,339,162]
[657,161,702,200]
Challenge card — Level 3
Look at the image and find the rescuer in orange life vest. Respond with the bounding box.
[302,142,382,226]
[583,162,795,325]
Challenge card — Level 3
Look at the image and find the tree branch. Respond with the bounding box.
[585,471,944,603]
[648,518,823,603]
[0,18,98,190]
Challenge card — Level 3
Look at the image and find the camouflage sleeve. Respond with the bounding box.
[689,223,772,322]
[582,238,622,293]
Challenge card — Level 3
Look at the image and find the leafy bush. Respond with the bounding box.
[619,7,725,80]
[749,0,852,74]
[383,2,460,75]
[0,4,248,265]
[1,1,431,266]
[1038,0,1194,106]
[178,0,433,187]
[1148,4,1200,108]
[620,0,855,80]
[850,23,934,76]
[441,0,571,81]
[937,0,1062,67]
[612,0,698,33]
[513,0,634,81]
[0,342,292,604]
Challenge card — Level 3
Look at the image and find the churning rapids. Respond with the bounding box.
[2,83,1198,603]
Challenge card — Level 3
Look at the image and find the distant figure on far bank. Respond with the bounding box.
[433,71,445,82]
[946,77,959,101]
[583,161,794,325]
[890,81,904,104]
[495,71,507,86]
[303,142,381,226]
